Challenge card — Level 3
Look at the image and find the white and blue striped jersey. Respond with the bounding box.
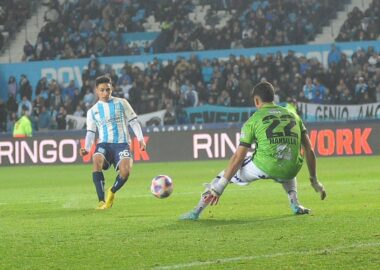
[86,97,137,144]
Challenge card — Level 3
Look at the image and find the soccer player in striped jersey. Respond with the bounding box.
[181,81,326,220]
[79,75,146,209]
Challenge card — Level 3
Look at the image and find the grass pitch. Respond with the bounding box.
[0,156,379,269]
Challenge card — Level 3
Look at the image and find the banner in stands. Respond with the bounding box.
[184,105,257,123]
[0,121,379,166]
[1,40,380,101]
[297,102,380,121]
[121,32,159,46]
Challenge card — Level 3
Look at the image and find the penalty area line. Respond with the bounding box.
[152,242,380,270]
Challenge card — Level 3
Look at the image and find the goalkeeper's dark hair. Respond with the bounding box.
[95,75,112,87]
[251,81,275,102]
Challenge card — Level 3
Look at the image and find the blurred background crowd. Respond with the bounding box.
[0,0,379,133]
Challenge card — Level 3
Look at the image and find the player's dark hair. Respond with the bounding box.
[252,81,275,102]
[95,75,112,87]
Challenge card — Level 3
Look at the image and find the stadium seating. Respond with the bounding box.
[0,0,36,52]
[336,0,380,42]
[2,44,379,132]
[23,0,197,61]
[1,0,379,133]
[156,0,350,53]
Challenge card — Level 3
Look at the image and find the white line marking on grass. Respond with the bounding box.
[152,242,380,270]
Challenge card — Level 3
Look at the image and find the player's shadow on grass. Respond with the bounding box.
[170,214,293,229]
[201,215,291,225]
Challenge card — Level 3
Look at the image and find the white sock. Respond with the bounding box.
[282,178,299,206]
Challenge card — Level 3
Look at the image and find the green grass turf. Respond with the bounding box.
[0,156,379,269]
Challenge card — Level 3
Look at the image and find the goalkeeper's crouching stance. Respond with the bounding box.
[180,81,326,221]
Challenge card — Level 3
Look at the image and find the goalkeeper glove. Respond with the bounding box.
[203,177,229,205]
[310,176,326,200]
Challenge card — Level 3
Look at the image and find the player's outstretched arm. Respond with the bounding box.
[223,145,249,181]
[301,132,326,200]
[208,145,249,205]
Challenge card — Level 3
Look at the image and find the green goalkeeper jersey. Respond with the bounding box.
[240,103,306,180]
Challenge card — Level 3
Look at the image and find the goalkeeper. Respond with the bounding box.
[180,81,326,220]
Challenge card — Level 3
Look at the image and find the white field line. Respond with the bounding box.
[152,242,380,270]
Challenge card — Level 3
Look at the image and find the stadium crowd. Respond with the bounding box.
[156,0,349,53]
[0,0,36,51]
[19,0,364,61]
[22,0,196,61]
[1,45,380,133]
[336,0,380,42]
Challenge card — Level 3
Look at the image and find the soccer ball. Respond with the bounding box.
[151,175,173,199]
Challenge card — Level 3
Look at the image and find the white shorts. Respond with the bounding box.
[230,157,295,185]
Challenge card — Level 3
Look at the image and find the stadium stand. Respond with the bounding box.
[0,0,379,133]
[21,0,197,61]
[156,0,350,53]
[0,0,37,52]
[1,44,379,132]
[336,0,380,42]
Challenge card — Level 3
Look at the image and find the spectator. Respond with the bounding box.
[313,79,325,100]
[303,77,316,101]
[19,75,33,101]
[163,106,176,125]
[49,88,63,111]
[73,105,84,117]
[0,99,7,132]
[6,94,18,113]
[35,77,48,98]
[37,105,51,131]
[7,76,18,97]
[23,40,34,61]
[56,106,67,130]
[184,85,199,107]
[17,96,32,117]
[120,79,133,100]
[13,105,33,138]
[376,83,380,102]
[62,80,76,102]
[7,112,17,133]
[83,88,96,108]
[354,76,368,102]
[217,89,231,106]
[340,88,355,104]
[328,44,342,67]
